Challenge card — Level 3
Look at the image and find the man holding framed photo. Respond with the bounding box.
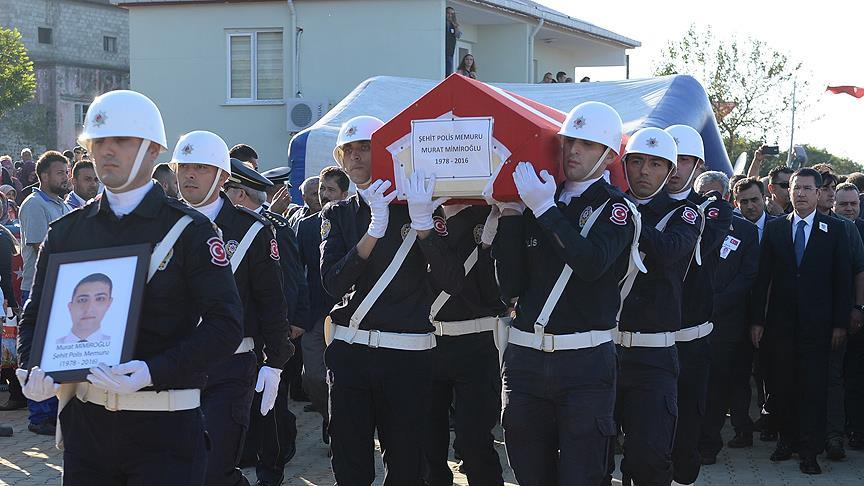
[15,90,244,486]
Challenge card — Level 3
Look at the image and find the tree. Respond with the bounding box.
[0,28,36,119]
[654,25,806,158]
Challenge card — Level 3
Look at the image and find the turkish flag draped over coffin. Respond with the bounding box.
[371,74,567,202]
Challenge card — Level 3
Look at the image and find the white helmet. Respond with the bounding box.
[558,101,623,155]
[332,115,384,163]
[624,127,678,169]
[79,90,167,150]
[665,125,705,161]
[171,131,232,173]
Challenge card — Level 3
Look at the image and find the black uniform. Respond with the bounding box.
[613,190,700,486]
[494,178,634,486]
[202,194,289,486]
[321,195,462,485]
[672,190,732,485]
[698,215,759,459]
[242,208,307,485]
[18,183,243,486]
[423,205,505,486]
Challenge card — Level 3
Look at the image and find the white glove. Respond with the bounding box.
[403,168,448,231]
[255,366,282,416]
[481,205,500,246]
[87,360,153,395]
[360,179,397,238]
[512,162,556,216]
[16,367,59,402]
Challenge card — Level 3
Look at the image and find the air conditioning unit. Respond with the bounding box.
[286,98,329,132]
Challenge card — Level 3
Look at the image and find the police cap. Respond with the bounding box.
[261,166,293,187]
[228,158,273,192]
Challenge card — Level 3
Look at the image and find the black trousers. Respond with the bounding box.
[766,338,830,457]
[503,341,617,486]
[699,338,754,457]
[672,336,712,484]
[247,376,297,484]
[201,351,258,486]
[847,332,864,434]
[423,331,502,486]
[285,336,304,399]
[613,345,679,486]
[60,398,207,486]
[326,339,433,486]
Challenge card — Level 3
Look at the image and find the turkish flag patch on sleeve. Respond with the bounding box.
[208,237,230,267]
[609,203,629,226]
[269,239,280,261]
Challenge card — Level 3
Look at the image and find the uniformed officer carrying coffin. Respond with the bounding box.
[493,102,640,485]
[320,116,463,485]
[612,127,701,486]
[16,90,244,485]
[173,130,290,486]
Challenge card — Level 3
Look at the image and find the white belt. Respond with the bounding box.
[234,336,255,354]
[613,329,677,348]
[508,327,612,352]
[333,325,436,351]
[432,317,497,337]
[75,383,200,412]
[675,321,714,342]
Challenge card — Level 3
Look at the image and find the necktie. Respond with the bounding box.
[794,220,806,266]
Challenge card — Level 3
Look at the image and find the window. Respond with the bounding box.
[38,27,52,44]
[74,103,90,136]
[103,36,117,53]
[227,31,284,103]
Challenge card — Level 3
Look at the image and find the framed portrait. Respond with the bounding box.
[27,244,150,382]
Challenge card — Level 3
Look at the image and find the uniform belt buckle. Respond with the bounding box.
[433,321,444,336]
[541,334,555,352]
[367,330,381,348]
[103,390,120,412]
[619,331,633,348]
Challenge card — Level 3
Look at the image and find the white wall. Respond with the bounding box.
[472,23,530,83]
[533,39,627,83]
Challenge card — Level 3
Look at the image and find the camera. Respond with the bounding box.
[761,145,780,156]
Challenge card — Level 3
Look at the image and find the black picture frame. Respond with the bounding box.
[27,244,150,383]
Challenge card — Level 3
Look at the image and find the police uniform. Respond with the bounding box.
[671,189,732,484]
[202,193,290,486]
[494,175,635,485]
[424,205,505,486]
[18,183,244,485]
[320,193,462,485]
[613,190,701,486]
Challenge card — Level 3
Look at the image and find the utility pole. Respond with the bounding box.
[786,78,797,167]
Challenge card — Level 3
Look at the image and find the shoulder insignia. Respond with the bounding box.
[236,205,271,225]
[320,218,331,239]
[401,223,411,241]
[269,238,280,260]
[473,224,484,245]
[208,236,229,266]
[609,202,629,226]
[433,215,448,236]
[579,206,593,227]
[682,207,698,225]
[706,207,719,220]
[158,248,174,271]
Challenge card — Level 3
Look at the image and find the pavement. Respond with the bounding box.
[1,388,864,485]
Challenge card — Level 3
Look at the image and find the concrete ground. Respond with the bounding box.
[1,387,863,485]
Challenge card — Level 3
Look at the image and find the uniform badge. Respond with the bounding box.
[225,240,239,259]
[345,126,357,137]
[401,223,411,240]
[473,224,484,245]
[579,206,593,227]
[646,137,658,148]
[157,248,174,271]
[320,218,331,239]
[433,215,448,236]
[609,203,629,226]
[91,111,107,128]
[269,239,280,260]
[181,144,194,156]
[207,237,229,267]
[706,207,719,219]
[681,207,698,225]
[819,221,828,233]
[573,116,587,129]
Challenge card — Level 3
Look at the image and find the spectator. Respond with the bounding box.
[18,148,32,166]
[72,145,87,163]
[152,163,179,198]
[564,77,574,83]
[728,174,746,201]
[0,194,22,411]
[556,71,567,83]
[62,149,74,161]
[733,177,770,241]
[0,185,18,218]
[16,160,38,205]
[456,54,477,79]
[65,161,100,209]
[445,7,461,76]
[229,143,259,170]
[18,150,71,436]
[288,176,321,233]
[845,172,864,193]
[751,167,852,475]
[580,76,591,82]
[541,72,556,83]
[0,155,11,172]
[765,166,794,216]
[834,182,862,221]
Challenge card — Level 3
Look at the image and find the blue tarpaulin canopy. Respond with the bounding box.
[288,74,730,200]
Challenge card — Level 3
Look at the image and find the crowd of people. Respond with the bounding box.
[1,85,862,486]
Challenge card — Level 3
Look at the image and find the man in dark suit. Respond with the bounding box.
[751,168,853,475]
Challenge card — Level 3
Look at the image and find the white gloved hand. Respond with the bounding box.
[87,360,152,395]
[403,168,448,231]
[16,367,59,402]
[481,205,501,246]
[360,179,397,238]
[512,162,556,216]
[255,366,282,416]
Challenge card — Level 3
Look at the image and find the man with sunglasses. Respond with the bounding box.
[766,166,794,216]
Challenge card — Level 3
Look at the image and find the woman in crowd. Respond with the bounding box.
[456,54,477,79]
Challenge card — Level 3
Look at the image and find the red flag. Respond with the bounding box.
[826,86,864,98]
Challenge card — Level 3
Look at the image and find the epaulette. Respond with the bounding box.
[164,197,212,225]
[236,205,272,226]
[261,209,289,229]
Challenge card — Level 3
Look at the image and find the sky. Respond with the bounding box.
[536,0,864,162]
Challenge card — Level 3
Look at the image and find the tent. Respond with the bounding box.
[287,74,730,201]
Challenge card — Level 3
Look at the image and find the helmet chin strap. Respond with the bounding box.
[106,140,150,192]
[189,168,223,208]
[579,147,611,181]
[623,157,674,200]
[668,163,698,195]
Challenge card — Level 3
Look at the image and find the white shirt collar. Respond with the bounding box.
[756,212,767,229]
[559,172,609,205]
[195,197,224,222]
[104,182,155,218]
[668,188,692,201]
[254,206,263,214]
[792,209,816,228]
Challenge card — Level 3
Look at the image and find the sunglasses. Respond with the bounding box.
[773,182,790,189]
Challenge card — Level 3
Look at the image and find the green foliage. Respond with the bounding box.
[0,28,36,118]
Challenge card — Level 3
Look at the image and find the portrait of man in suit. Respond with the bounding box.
[56,273,113,344]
